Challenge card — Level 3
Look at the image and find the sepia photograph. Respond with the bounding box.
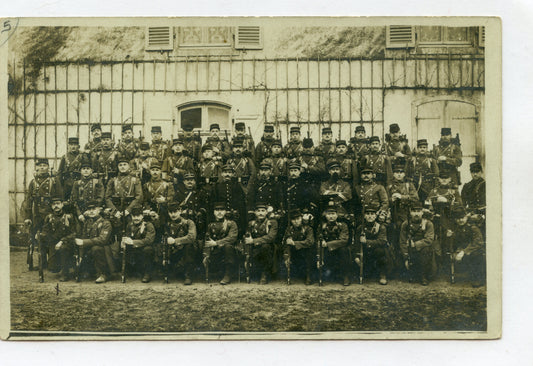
[1,16,501,340]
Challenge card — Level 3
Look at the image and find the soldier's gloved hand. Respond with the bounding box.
[115,211,122,219]
[405,260,410,270]
[124,210,130,217]
[455,250,465,262]
[355,257,361,266]
[75,238,84,247]
[359,235,366,244]
[173,167,181,174]
[286,238,295,246]
[245,237,254,245]
[395,151,404,158]
[438,156,447,161]
[321,240,328,248]
[410,239,415,248]
[205,239,217,248]
[167,237,176,245]
[55,241,63,250]
[123,237,134,246]
[446,229,454,237]
[156,196,166,203]
[78,214,85,222]
[437,196,448,203]
[24,219,32,226]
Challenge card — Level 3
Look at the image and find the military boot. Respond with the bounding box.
[305,271,312,285]
[220,265,232,285]
[184,274,192,285]
[260,272,268,285]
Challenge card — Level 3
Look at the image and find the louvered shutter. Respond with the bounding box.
[235,26,263,50]
[479,26,485,47]
[386,26,415,48]
[146,27,174,51]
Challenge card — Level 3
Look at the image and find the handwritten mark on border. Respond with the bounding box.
[0,18,20,48]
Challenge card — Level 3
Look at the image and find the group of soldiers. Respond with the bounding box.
[22,120,486,287]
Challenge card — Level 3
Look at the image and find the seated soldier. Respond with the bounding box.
[354,204,390,285]
[317,201,351,286]
[244,202,279,284]
[447,206,485,287]
[121,205,156,283]
[40,195,79,281]
[164,202,197,285]
[400,202,435,286]
[283,208,315,285]
[74,201,114,283]
[203,203,239,285]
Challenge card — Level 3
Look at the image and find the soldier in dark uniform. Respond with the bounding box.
[198,144,222,187]
[284,126,303,159]
[130,142,157,185]
[334,140,358,188]
[84,123,103,158]
[255,124,276,164]
[282,208,314,285]
[164,202,197,285]
[317,201,351,286]
[461,162,486,235]
[267,139,288,183]
[400,201,435,286]
[149,125,170,163]
[143,161,174,233]
[253,160,285,213]
[180,125,202,162]
[212,164,247,236]
[203,203,239,285]
[23,158,63,270]
[116,124,139,162]
[70,155,105,223]
[226,138,257,184]
[432,127,463,186]
[92,131,117,186]
[314,126,336,162]
[232,122,255,161]
[320,160,352,217]
[353,165,389,220]
[57,137,83,199]
[121,205,156,283]
[204,123,231,161]
[161,137,195,188]
[174,172,210,242]
[353,203,390,285]
[40,196,79,281]
[298,137,326,189]
[244,202,279,284]
[360,136,392,186]
[74,201,114,283]
[348,125,369,161]
[407,139,439,203]
[384,123,411,168]
[447,206,485,287]
[286,160,318,216]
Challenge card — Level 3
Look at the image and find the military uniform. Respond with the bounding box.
[384,123,411,168]
[253,173,285,212]
[143,175,175,228]
[164,213,197,283]
[255,125,276,164]
[180,131,202,162]
[123,211,156,281]
[212,172,247,235]
[246,212,278,282]
[348,135,369,161]
[354,179,389,216]
[360,137,392,186]
[174,175,210,240]
[432,128,463,186]
[407,139,439,203]
[314,127,336,162]
[283,209,315,284]
[333,140,358,188]
[149,138,170,163]
[197,149,222,186]
[92,135,118,186]
[203,214,239,283]
[105,172,143,215]
[57,140,83,199]
[317,211,350,284]
[84,123,103,158]
[70,175,105,218]
[298,138,327,188]
[226,151,257,183]
[161,139,195,187]
[78,209,114,281]
[319,176,352,216]
[461,162,486,221]
[399,213,435,285]
[283,140,303,160]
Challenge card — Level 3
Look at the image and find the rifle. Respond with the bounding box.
[25,218,34,271]
[354,215,364,285]
[75,245,83,283]
[37,229,44,283]
[283,225,292,286]
[243,231,252,283]
[162,231,169,284]
[202,211,213,284]
[317,231,325,286]
[120,198,128,283]
[406,203,414,283]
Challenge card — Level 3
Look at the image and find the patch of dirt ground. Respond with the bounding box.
[9,250,486,333]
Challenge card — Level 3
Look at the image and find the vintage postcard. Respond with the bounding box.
[0,16,501,340]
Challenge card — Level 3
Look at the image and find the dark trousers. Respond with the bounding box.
[87,245,110,277]
[365,246,390,277]
[252,243,273,276]
[203,244,236,277]
[54,245,74,275]
[324,246,351,279]
[169,243,195,277]
[283,246,313,279]
[126,246,155,277]
[411,246,433,281]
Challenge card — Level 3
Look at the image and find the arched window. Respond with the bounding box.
[176,100,232,132]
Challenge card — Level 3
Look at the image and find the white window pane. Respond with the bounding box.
[208,108,229,130]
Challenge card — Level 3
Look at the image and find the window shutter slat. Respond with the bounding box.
[235,26,263,50]
[146,27,174,51]
[479,26,485,47]
[386,26,415,48]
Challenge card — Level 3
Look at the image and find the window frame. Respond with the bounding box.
[176,100,232,132]
[177,26,233,49]
[417,26,473,47]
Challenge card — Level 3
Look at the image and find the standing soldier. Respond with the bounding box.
[384,123,411,168]
[164,202,197,285]
[74,201,114,283]
[360,136,392,186]
[203,203,239,285]
[57,137,83,200]
[204,123,231,161]
[162,137,195,188]
[175,172,210,240]
[116,124,139,162]
[131,142,158,184]
[298,137,326,190]
[348,125,369,161]
[407,139,439,203]
[432,127,463,186]
[23,158,63,271]
[198,144,222,187]
[120,205,156,283]
[180,125,202,162]
[149,125,170,163]
[320,160,352,217]
[353,203,390,285]
[84,123,103,158]
[268,139,288,183]
[283,208,314,285]
[334,140,358,188]
[143,161,174,230]
[244,202,279,284]
[317,201,351,286]
[232,122,255,160]
[400,201,435,286]
[92,131,117,186]
[448,206,485,287]
[253,161,285,214]
[255,124,276,164]
[283,126,303,159]
[314,126,336,162]
[40,195,79,281]
[286,160,318,216]
[226,138,257,183]
[70,155,105,223]
[427,171,463,268]
[212,164,247,236]
[354,165,389,220]
[461,162,486,234]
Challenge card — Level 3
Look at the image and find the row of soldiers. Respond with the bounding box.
[22,121,486,286]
